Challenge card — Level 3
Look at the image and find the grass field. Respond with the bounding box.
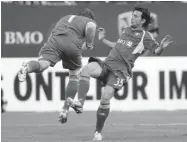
[2,111,187,142]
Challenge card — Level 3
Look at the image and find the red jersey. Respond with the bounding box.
[51,15,95,45]
[104,27,159,77]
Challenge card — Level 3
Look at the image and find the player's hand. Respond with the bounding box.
[82,42,94,50]
[98,27,106,41]
[160,35,173,49]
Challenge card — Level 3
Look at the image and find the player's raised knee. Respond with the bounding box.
[69,68,81,81]
[81,62,102,77]
[35,60,51,73]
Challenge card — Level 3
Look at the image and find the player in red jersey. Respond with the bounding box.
[67,7,173,140]
[17,8,97,123]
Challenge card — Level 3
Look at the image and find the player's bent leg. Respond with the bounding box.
[94,85,115,140]
[59,68,81,123]
[81,62,103,78]
[18,60,51,82]
[63,68,81,109]
[78,62,102,108]
[69,62,102,114]
[36,60,51,73]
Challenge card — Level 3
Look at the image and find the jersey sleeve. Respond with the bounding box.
[83,18,97,36]
[143,32,159,53]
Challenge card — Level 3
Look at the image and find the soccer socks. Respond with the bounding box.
[78,76,90,106]
[95,105,110,133]
[27,61,41,73]
[63,75,79,110]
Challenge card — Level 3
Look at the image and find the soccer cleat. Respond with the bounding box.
[18,62,29,82]
[93,131,103,140]
[67,97,83,114]
[59,109,69,124]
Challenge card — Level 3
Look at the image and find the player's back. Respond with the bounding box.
[51,15,94,39]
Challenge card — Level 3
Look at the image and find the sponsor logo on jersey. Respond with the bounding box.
[126,41,133,47]
[117,39,133,48]
[117,39,126,44]
[134,32,141,37]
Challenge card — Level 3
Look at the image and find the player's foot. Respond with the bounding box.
[93,131,103,140]
[59,109,69,124]
[18,62,28,82]
[67,97,83,114]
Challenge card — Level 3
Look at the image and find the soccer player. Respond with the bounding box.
[17,8,97,123]
[67,7,173,140]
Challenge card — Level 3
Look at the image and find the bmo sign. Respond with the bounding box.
[4,31,43,44]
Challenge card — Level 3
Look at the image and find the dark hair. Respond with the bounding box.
[78,8,96,21]
[133,7,151,29]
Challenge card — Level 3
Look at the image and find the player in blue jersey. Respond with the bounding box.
[17,8,97,123]
[67,7,173,140]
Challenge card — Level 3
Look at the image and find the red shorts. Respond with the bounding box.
[39,34,82,70]
[88,57,130,91]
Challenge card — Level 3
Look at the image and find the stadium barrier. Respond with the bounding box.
[1,57,187,111]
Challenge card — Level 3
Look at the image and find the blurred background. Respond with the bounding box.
[1,1,187,112]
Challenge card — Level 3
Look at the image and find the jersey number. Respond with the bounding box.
[68,15,76,23]
[114,78,124,87]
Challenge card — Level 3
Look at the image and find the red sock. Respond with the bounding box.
[63,75,79,110]
[78,76,90,106]
[96,106,110,133]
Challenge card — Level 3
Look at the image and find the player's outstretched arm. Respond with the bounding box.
[102,39,116,49]
[98,27,116,49]
[85,21,97,49]
[154,35,173,56]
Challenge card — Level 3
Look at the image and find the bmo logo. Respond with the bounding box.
[4,31,43,44]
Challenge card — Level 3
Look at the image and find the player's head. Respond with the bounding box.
[131,7,151,30]
[78,8,96,21]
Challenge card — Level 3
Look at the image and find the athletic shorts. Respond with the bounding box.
[39,34,82,70]
[88,57,130,91]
